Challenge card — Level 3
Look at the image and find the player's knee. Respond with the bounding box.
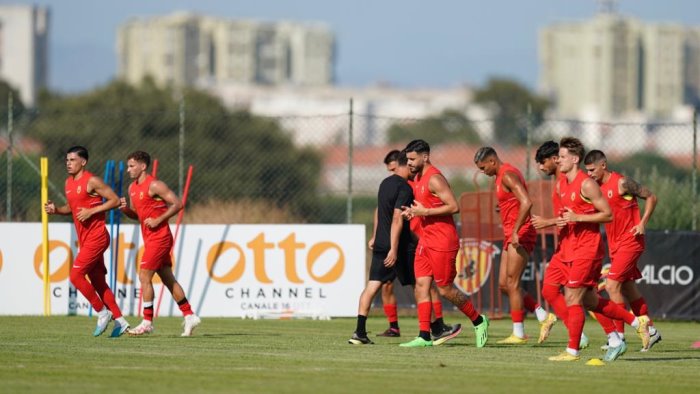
[542,285,559,302]
[69,268,83,284]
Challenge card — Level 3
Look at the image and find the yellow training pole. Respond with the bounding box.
[40,157,50,316]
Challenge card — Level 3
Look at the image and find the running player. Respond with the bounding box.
[369,150,456,340]
[473,147,553,343]
[119,151,201,336]
[584,149,661,351]
[44,146,131,337]
[547,137,649,362]
[531,141,589,347]
[399,139,489,348]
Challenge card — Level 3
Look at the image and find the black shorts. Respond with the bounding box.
[369,248,415,286]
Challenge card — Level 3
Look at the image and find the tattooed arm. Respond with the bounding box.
[620,176,658,235]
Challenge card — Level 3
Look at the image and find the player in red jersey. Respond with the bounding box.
[531,141,590,347]
[584,149,661,351]
[368,150,457,341]
[119,151,201,336]
[474,147,553,343]
[44,146,131,337]
[547,137,649,362]
[399,140,489,348]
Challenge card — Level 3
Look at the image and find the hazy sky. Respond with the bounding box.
[11,0,700,93]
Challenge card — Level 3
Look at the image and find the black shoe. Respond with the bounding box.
[349,332,374,345]
[376,327,401,337]
[432,323,462,346]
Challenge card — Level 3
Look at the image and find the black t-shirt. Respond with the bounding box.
[374,174,414,253]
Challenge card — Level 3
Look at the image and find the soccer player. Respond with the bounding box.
[119,151,201,336]
[547,137,649,362]
[399,139,489,348]
[583,149,661,351]
[532,141,589,347]
[369,150,456,340]
[44,146,130,337]
[473,147,553,343]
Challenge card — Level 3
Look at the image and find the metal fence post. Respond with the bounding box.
[693,108,698,232]
[525,104,532,180]
[6,92,13,221]
[347,98,354,224]
[179,93,185,197]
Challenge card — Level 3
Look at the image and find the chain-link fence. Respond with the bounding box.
[1,97,698,232]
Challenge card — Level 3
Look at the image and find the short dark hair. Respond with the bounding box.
[383,149,401,165]
[397,150,408,166]
[560,137,585,162]
[67,146,89,161]
[584,149,607,165]
[127,151,151,168]
[404,139,430,154]
[535,141,559,164]
[474,147,496,163]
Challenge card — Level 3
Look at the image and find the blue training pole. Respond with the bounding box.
[107,160,116,292]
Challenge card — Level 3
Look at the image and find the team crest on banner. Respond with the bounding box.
[454,238,500,295]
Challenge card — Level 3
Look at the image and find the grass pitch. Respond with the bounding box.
[1,314,699,393]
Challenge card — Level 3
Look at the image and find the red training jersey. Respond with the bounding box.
[495,163,536,242]
[412,166,459,251]
[558,170,604,261]
[129,175,173,249]
[600,171,645,254]
[65,171,109,247]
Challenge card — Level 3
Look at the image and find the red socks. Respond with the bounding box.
[593,312,616,334]
[417,302,432,332]
[383,304,398,324]
[523,293,539,313]
[458,299,480,322]
[594,298,634,325]
[177,298,193,317]
[511,309,525,323]
[143,302,154,321]
[70,269,105,312]
[566,305,585,351]
[542,284,568,324]
[432,301,443,319]
[630,297,653,325]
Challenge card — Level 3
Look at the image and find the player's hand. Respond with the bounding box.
[144,217,161,229]
[75,207,93,222]
[44,200,56,214]
[368,237,375,250]
[560,207,578,224]
[400,206,414,220]
[630,223,645,236]
[384,249,397,268]
[510,233,520,249]
[411,200,428,217]
[119,197,128,210]
[531,214,546,229]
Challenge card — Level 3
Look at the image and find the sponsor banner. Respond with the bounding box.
[389,231,700,320]
[0,223,365,317]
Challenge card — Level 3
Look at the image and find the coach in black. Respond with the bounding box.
[349,150,416,345]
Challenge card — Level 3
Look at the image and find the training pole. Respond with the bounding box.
[40,157,50,316]
[155,164,193,318]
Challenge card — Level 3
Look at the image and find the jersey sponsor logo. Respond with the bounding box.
[454,239,499,295]
[139,191,144,200]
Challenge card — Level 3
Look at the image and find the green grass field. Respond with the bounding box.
[1,314,699,393]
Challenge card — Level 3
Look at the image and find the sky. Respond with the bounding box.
[10,0,700,93]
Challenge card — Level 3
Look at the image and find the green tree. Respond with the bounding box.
[474,78,549,145]
[387,109,480,144]
[0,79,25,127]
[22,80,323,221]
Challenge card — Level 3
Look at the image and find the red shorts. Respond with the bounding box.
[543,252,569,287]
[565,258,603,288]
[414,243,457,287]
[607,249,643,282]
[140,245,173,271]
[72,233,109,275]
